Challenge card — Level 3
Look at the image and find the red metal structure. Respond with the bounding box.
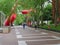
[22,10,29,14]
[4,13,16,26]
[22,8,32,14]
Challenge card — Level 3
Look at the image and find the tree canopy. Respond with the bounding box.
[0,0,52,25]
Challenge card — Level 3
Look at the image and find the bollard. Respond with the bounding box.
[48,25,50,29]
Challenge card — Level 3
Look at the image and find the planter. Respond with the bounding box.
[0,26,11,33]
[3,26,11,33]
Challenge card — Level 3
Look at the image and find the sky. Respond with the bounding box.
[44,0,52,7]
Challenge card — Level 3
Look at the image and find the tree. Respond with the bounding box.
[0,0,15,16]
[52,0,60,26]
[24,0,48,27]
[54,0,59,27]
[43,3,52,24]
[40,0,48,26]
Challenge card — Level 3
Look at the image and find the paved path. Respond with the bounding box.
[0,26,60,45]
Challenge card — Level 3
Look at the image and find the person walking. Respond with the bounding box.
[34,21,37,29]
[23,23,26,29]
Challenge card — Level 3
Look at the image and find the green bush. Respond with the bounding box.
[50,21,54,24]
[40,24,60,31]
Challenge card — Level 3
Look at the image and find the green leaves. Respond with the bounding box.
[14,14,25,25]
[0,0,15,16]
[43,3,52,20]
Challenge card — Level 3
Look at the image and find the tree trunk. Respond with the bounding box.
[54,0,59,27]
[41,15,43,26]
[52,0,59,27]
[41,1,44,26]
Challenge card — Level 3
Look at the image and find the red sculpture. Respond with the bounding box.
[4,9,32,26]
[22,10,29,14]
[22,9,32,14]
[4,13,16,26]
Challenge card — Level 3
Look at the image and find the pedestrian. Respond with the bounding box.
[23,23,26,29]
[34,21,37,29]
[35,24,37,29]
